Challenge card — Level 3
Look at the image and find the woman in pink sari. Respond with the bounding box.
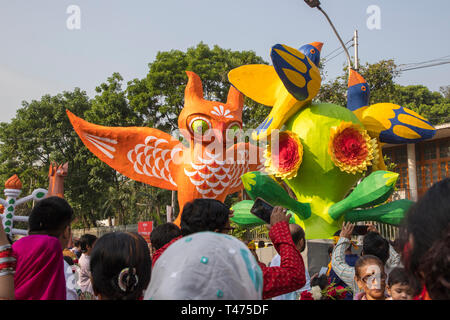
[13,234,66,300]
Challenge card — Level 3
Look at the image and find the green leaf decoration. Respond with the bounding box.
[230,200,297,226]
[8,199,15,204]
[7,206,14,212]
[4,227,10,233]
[241,171,311,220]
[6,213,13,219]
[329,170,399,220]
[5,220,12,226]
[344,199,413,226]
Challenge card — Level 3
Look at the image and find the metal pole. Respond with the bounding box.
[317,5,353,71]
[354,29,359,70]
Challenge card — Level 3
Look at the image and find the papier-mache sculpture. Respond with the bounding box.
[0,162,68,237]
[67,71,264,225]
[228,42,436,239]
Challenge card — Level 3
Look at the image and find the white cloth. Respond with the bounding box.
[63,260,78,300]
[77,253,93,294]
[144,232,263,300]
[270,253,311,300]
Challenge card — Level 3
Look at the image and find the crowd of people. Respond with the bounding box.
[0,178,448,300]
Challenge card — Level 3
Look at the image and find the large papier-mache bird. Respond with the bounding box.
[347,68,436,145]
[228,42,436,239]
[67,71,264,226]
[228,42,323,141]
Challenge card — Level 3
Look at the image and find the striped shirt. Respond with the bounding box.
[331,237,401,295]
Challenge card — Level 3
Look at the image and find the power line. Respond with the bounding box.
[323,39,353,59]
[399,60,450,72]
[324,43,354,63]
[399,55,450,68]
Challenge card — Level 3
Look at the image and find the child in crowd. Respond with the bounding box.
[386,267,416,300]
[354,255,387,300]
[90,232,151,300]
[77,234,97,296]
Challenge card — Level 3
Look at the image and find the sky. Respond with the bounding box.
[0,0,449,123]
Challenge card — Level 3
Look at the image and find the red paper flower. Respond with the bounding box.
[328,122,377,174]
[265,131,303,179]
[300,291,314,300]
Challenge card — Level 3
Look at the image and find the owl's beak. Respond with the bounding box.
[214,122,226,145]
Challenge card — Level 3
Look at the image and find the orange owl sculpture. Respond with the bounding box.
[67,71,264,225]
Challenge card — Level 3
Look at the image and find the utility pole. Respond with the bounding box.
[354,29,359,70]
[303,0,353,73]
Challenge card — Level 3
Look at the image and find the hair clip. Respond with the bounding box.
[117,267,139,292]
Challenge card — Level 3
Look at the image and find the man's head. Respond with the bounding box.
[150,223,182,252]
[180,199,232,236]
[289,224,306,252]
[362,232,390,264]
[28,196,74,249]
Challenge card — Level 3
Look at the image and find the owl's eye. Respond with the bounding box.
[361,86,367,91]
[226,122,242,139]
[229,124,241,132]
[190,118,210,135]
[310,49,316,54]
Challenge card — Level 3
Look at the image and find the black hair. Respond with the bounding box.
[291,227,305,246]
[387,267,411,286]
[399,178,450,300]
[150,223,181,251]
[79,234,97,253]
[311,274,328,290]
[73,240,80,247]
[362,232,389,264]
[354,255,384,279]
[63,255,74,266]
[180,199,230,236]
[419,224,450,299]
[90,232,151,300]
[28,196,74,237]
[328,246,334,255]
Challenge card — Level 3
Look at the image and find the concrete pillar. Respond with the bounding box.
[407,144,418,201]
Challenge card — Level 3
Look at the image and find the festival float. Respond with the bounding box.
[228,40,436,239]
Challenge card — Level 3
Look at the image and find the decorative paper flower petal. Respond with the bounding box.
[328,122,375,174]
[264,131,303,179]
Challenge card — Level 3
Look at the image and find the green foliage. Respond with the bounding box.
[317,59,449,125]
[0,43,269,229]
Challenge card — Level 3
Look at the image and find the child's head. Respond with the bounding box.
[354,255,386,300]
[386,267,415,300]
[90,232,152,300]
[79,234,97,255]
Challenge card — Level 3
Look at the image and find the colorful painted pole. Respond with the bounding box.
[0,175,47,237]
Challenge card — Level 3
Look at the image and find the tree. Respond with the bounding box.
[317,59,449,125]
[126,42,270,132]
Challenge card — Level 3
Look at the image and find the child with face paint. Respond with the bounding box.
[386,267,417,300]
[354,255,387,300]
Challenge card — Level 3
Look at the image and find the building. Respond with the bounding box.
[383,122,450,201]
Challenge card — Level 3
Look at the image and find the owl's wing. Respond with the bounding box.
[226,142,265,194]
[67,110,183,191]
